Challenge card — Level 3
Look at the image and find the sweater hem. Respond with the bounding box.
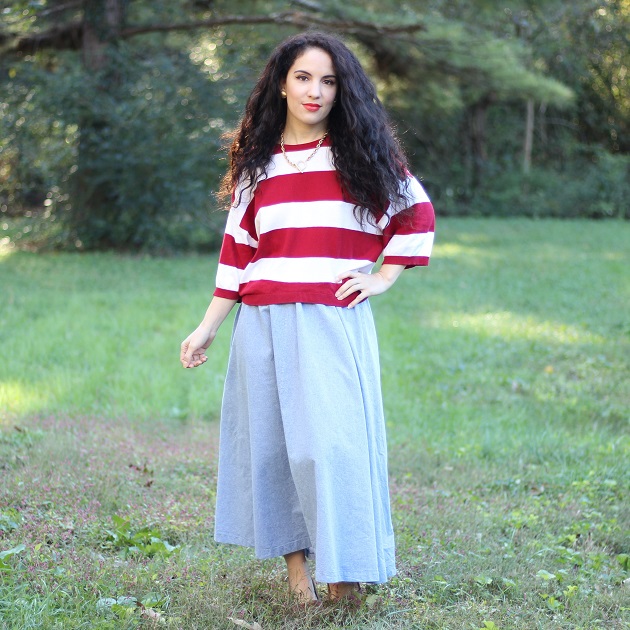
[213,287,240,300]
[241,293,355,307]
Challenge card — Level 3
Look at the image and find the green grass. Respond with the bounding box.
[0,218,628,629]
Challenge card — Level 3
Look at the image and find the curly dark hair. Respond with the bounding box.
[220,31,411,225]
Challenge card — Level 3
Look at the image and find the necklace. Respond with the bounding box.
[280,132,328,173]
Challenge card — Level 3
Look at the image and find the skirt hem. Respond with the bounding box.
[214,532,312,560]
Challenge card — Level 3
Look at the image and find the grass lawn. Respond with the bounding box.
[0,218,628,629]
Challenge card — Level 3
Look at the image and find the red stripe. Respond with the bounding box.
[383,255,430,268]
[218,234,256,269]
[213,287,240,300]
[255,170,345,207]
[383,202,435,236]
[240,280,356,307]
[253,227,382,261]
[239,199,257,240]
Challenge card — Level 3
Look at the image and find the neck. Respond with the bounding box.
[282,121,328,145]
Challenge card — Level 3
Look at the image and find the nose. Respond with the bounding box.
[307,82,322,99]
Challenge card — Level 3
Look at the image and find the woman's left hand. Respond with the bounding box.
[335,264,405,308]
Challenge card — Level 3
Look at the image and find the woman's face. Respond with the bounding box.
[281,47,337,136]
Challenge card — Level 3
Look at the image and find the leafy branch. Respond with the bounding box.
[1,10,424,56]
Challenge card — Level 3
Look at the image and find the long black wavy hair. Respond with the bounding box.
[220,31,411,225]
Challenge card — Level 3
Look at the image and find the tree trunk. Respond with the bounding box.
[469,95,494,190]
[82,0,124,72]
[70,0,126,248]
[538,102,547,149]
[523,99,534,175]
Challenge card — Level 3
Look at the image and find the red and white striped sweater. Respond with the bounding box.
[214,138,435,307]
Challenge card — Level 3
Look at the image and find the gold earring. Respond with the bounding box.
[281,89,287,98]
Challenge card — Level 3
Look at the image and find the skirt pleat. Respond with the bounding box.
[214,301,396,583]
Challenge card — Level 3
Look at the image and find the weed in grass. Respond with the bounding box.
[103,515,181,558]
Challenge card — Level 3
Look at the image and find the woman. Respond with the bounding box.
[180,31,435,603]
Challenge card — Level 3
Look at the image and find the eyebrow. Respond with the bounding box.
[293,70,337,78]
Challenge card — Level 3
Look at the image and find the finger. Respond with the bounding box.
[348,291,368,309]
[193,353,207,365]
[181,342,198,366]
[335,278,362,299]
[343,276,378,301]
[182,349,197,367]
[335,270,362,283]
[336,286,357,300]
[193,351,208,364]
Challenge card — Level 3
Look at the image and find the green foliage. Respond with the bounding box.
[1,0,628,251]
[539,0,629,152]
[104,515,180,557]
[383,0,628,217]
[0,57,73,215]
[96,594,168,622]
[3,46,230,251]
[72,55,226,250]
[411,12,574,105]
[439,150,630,218]
[0,509,21,534]
[0,544,25,571]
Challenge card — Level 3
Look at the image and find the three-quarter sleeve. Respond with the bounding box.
[213,185,258,300]
[381,176,435,268]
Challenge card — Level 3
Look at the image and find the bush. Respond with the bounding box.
[1,47,233,253]
[429,149,629,219]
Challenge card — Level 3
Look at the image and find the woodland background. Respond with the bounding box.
[1,0,628,253]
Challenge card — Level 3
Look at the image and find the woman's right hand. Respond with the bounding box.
[180,325,214,368]
[180,296,238,369]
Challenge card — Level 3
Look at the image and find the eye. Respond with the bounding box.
[324,79,336,86]
[296,75,309,81]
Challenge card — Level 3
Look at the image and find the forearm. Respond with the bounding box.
[376,263,405,286]
[199,296,239,337]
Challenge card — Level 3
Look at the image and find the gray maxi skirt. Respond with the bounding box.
[214,301,396,583]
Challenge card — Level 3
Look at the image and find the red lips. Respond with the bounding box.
[303,103,322,112]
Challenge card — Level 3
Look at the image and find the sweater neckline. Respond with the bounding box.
[277,136,331,151]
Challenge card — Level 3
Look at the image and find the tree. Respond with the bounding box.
[0,0,626,250]
[1,0,427,249]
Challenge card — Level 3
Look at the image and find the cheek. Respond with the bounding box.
[289,79,306,94]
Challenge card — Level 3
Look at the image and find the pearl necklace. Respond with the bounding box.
[280,132,328,173]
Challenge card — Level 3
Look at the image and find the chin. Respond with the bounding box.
[302,112,330,125]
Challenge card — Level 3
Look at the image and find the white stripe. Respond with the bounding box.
[383,232,434,258]
[225,207,259,247]
[256,200,381,236]
[265,146,335,178]
[216,263,241,292]
[382,176,432,222]
[241,257,375,284]
[377,213,390,230]
[405,176,431,204]
[231,178,256,210]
